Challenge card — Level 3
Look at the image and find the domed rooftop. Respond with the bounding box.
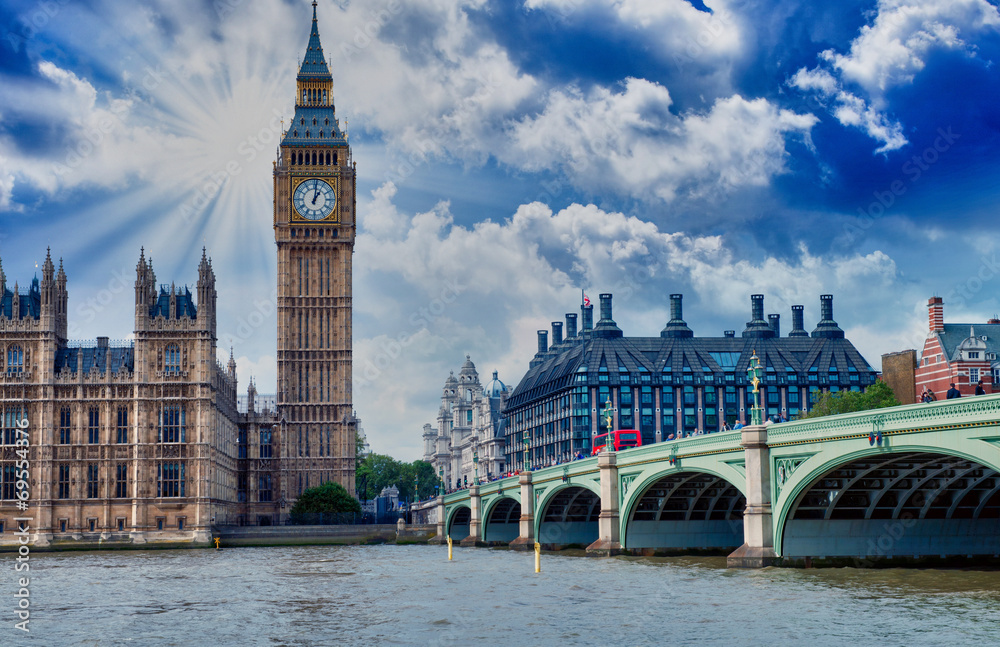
[459,354,478,379]
[445,371,458,385]
[484,370,508,398]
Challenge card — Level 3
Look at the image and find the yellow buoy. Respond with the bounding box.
[534,541,541,573]
[447,535,453,561]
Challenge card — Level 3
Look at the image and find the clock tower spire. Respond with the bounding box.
[274,1,357,501]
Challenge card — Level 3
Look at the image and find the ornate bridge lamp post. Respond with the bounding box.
[438,466,444,495]
[473,446,480,485]
[524,430,531,471]
[601,397,617,452]
[747,350,764,426]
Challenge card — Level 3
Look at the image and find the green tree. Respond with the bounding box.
[289,481,361,515]
[355,454,440,501]
[356,452,405,501]
[799,380,900,419]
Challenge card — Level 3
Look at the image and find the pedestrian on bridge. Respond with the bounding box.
[947,383,961,399]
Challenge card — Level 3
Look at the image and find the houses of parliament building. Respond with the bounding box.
[0,2,356,546]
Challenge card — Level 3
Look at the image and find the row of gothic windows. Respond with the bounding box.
[5,345,23,373]
[301,89,328,105]
[291,150,336,166]
[6,461,177,501]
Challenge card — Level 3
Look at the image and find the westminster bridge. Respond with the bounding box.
[436,395,1000,566]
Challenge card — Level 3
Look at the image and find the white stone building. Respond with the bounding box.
[422,356,509,492]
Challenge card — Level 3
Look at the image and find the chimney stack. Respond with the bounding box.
[724,330,735,338]
[551,321,563,346]
[928,297,944,333]
[582,302,594,332]
[537,330,548,354]
[788,305,808,337]
[811,294,844,339]
[593,293,623,338]
[661,293,694,338]
[768,314,780,338]
[565,313,578,339]
[742,294,774,338]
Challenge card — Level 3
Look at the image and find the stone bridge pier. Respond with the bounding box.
[727,425,777,567]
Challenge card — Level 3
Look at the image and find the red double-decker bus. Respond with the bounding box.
[591,429,642,455]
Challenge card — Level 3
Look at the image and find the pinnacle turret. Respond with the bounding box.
[42,247,54,280]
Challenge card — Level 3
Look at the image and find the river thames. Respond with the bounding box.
[7,544,1000,645]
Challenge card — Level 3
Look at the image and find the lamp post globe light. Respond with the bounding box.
[602,397,616,453]
[524,430,531,471]
[747,350,764,426]
[473,446,479,485]
[438,466,444,494]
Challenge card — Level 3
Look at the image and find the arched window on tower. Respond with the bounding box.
[305,130,310,138]
[324,117,329,126]
[313,118,317,126]
[293,130,298,138]
[319,130,324,138]
[300,117,305,126]
[302,90,307,104]
[6,345,23,374]
[322,90,327,104]
[164,344,181,375]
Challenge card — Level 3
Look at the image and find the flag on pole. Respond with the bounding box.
[583,292,591,307]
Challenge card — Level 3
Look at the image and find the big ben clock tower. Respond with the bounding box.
[274,1,356,499]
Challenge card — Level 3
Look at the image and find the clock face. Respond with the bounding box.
[293,178,337,220]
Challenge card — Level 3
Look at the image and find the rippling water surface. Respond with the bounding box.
[9,545,1000,646]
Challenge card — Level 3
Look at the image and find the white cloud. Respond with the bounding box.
[0,153,14,211]
[524,0,746,68]
[0,61,167,196]
[504,78,817,201]
[826,0,1000,98]
[790,0,1000,151]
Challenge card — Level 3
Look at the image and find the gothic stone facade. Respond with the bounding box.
[0,251,242,546]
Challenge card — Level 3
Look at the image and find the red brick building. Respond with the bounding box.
[915,297,1000,398]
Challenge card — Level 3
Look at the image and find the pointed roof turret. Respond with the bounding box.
[198,247,212,280]
[0,256,5,293]
[299,1,331,79]
[43,247,54,280]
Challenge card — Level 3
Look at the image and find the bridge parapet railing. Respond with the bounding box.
[615,430,744,468]
[769,393,1000,443]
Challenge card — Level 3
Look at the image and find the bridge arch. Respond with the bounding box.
[535,482,601,548]
[775,444,1000,561]
[446,504,471,541]
[621,466,746,553]
[482,496,521,545]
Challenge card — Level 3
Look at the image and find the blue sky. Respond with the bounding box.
[2,0,1000,459]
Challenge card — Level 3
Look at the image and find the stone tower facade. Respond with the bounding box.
[423,357,510,491]
[0,249,241,547]
[273,1,357,499]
